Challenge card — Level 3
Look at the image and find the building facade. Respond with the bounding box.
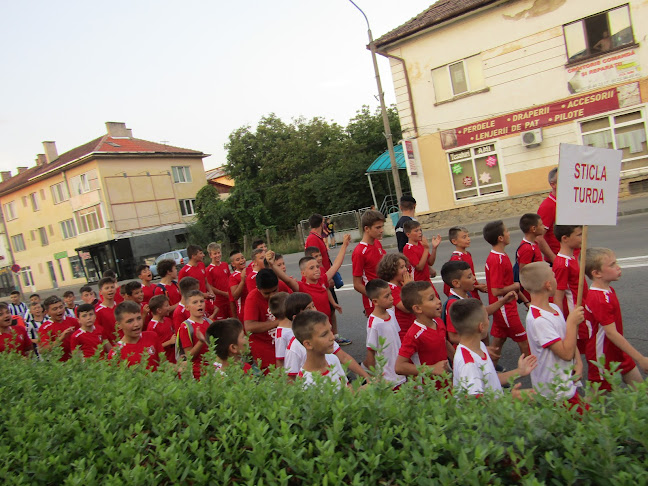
[375,0,648,224]
[0,122,208,292]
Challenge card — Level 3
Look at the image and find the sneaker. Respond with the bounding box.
[335,335,352,346]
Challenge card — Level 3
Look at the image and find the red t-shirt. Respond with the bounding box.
[148,317,177,364]
[352,240,387,312]
[153,282,181,307]
[443,292,462,336]
[178,319,211,379]
[537,194,560,260]
[553,253,588,339]
[173,304,191,329]
[398,319,448,389]
[141,283,156,305]
[178,262,208,293]
[70,326,107,358]
[403,241,430,282]
[298,275,331,318]
[245,270,259,293]
[207,262,231,305]
[0,326,32,356]
[388,282,416,339]
[38,317,80,361]
[305,231,331,273]
[443,250,480,299]
[95,303,117,343]
[485,250,521,327]
[108,331,163,370]
[228,271,248,318]
[516,239,542,301]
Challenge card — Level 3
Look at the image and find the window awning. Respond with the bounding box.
[365,144,406,174]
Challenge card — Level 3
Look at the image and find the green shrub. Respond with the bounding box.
[1,353,647,485]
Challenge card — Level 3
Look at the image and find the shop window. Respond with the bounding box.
[69,256,85,279]
[447,143,504,200]
[432,54,486,103]
[564,5,634,64]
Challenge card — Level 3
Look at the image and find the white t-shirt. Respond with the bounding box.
[275,326,293,361]
[298,353,348,389]
[526,304,579,400]
[366,309,406,386]
[453,342,501,396]
[284,336,340,376]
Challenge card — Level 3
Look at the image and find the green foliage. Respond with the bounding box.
[2,352,648,485]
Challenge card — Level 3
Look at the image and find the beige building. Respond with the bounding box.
[376,0,648,224]
[0,122,208,292]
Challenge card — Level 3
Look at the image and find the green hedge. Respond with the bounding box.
[1,353,647,485]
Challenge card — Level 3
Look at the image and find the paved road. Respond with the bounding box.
[284,212,648,385]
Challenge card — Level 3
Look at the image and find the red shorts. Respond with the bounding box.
[490,306,527,342]
[213,298,231,320]
[565,392,590,415]
[589,351,636,391]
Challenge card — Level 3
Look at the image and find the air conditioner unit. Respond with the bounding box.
[521,128,543,147]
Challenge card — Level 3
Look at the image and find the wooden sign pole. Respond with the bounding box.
[576,225,589,307]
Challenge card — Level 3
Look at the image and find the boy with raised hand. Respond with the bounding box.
[206,242,231,320]
[243,268,292,370]
[363,279,406,388]
[483,220,530,364]
[206,318,252,374]
[245,248,267,293]
[442,226,485,299]
[402,220,441,288]
[553,225,589,353]
[515,214,545,302]
[154,259,182,311]
[177,289,211,379]
[293,310,349,389]
[0,302,32,356]
[39,296,80,361]
[377,253,415,339]
[95,277,119,344]
[136,264,156,305]
[352,210,387,317]
[178,244,212,298]
[395,281,453,388]
[228,250,248,320]
[520,262,586,409]
[147,294,177,364]
[70,304,112,358]
[451,298,537,398]
[9,290,28,319]
[63,291,78,318]
[108,301,163,370]
[585,248,648,390]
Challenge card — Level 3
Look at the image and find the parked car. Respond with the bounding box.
[149,249,188,278]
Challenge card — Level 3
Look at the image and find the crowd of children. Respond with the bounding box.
[0,198,644,409]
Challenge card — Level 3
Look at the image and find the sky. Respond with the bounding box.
[0,0,434,172]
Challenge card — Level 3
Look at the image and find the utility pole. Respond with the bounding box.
[348,0,403,202]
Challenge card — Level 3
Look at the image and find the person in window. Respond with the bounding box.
[593,31,611,52]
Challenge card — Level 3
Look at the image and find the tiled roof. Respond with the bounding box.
[374,0,499,49]
[0,136,204,196]
[205,167,228,180]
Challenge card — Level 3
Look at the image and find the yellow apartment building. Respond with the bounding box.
[0,122,208,292]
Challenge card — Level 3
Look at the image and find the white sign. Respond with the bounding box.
[567,49,641,94]
[556,144,622,226]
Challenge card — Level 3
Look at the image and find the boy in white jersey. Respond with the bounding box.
[363,279,406,388]
[520,262,587,412]
[293,310,348,389]
[451,298,536,398]
[269,292,290,368]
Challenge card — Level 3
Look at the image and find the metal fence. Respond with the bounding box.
[298,208,372,245]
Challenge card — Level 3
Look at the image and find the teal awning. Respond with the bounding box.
[365,144,405,174]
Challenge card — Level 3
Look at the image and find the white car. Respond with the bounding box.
[149,249,188,278]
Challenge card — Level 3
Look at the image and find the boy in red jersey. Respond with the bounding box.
[442,226,485,298]
[305,214,332,275]
[483,220,530,364]
[70,304,111,358]
[136,264,156,305]
[395,281,453,388]
[177,290,211,379]
[206,242,231,320]
[206,318,252,374]
[94,277,118,344]
[39,296,80,361]
[402,220,441,287]
[585,248,647,390]
[153,259,182,311]
[245,248,267,293]
[244,268,292,370]
[536,167,560,263]
[147,295,177,363]
[352,210,387,317]
[377,253,414,339]
[228,250,248,319]
[553,225,588,353]
[178,245,213,298]
[0,302,32,356]
[108,301,163,370]
[174,277,218,327]
[102,270,123,304]
[515,214,545,302]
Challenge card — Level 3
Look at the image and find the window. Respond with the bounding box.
[69,256,85,279]
[580,108,648,173]
[51,181,69,204]
[69,170,99,195]
[431,54,486,103]
[20,267,34,287]
[447,143,504,200]
[172,166,192,183]
[564,5,635,64]
[3,201,17,221]
[40,189,46,200]
[75,205,104,233]
[30,192,39,211]
[38,227,48,246]
[60,219,78,239]
[179,198,196,216]
[10,234,25,252]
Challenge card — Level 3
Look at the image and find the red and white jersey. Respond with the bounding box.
[398,319,447,368]
[298,275,331,318]
[453,342,501,396]
[70,326,107,358]
[443,250,479,298]
[178,262,208,293]
[228,271,248,317]
[366,309,406,386]
[403,241,430,282]
[94,303,117,342]
[298,353,348,389]
[148,317,176,364]
[553,253,588,339]
[443,290,464,335]
[537,193,560,258]
[245,270,259,293]
[352,240,386,312]
[38,317,80,361]
[153,282,181,307]
[206,262,231,303]
[517,239,542,301]
[0,326,32,356]
[284,336,340,376]
[388,282,415,339]
[108,331,162,370]
[178,318,211,379]
[305,231,331,273]
[172,304,191,329]
[526,304,578,400]
[141,283,156,305]
[275,326,294,361]
[485,250,521,328]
